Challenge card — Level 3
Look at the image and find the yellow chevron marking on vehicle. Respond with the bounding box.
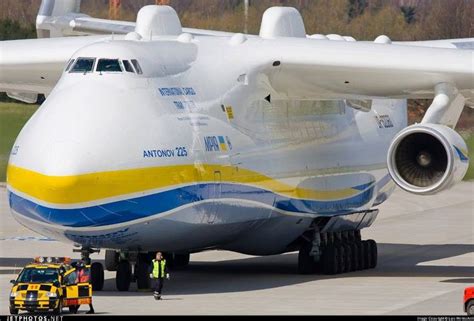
[7,164,360,205]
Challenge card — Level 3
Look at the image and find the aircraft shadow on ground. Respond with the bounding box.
[97,243,474,296]
[2,243,472,296]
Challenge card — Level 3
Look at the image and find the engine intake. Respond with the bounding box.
[388,124,469,195]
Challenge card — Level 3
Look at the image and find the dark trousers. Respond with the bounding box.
[153,278,165,294]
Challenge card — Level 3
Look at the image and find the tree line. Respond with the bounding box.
[0,0,472,41]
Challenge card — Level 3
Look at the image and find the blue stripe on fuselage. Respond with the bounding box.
[9,182,376,228]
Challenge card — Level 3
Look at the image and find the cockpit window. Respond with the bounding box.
[131,59,143,74]
[65,59,75,72]
[122,60,135,73]
[70,58,95,73]
[97,59,122,73]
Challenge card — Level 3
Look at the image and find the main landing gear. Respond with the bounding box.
[105,250,191,291]
[298,230,378,275]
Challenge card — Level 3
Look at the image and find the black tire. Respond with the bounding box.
[116,261,132,292]
[166,253,191,270]
[322,245,339,275]
[9,307,18,315]
[53,298,62,315]
[69,305,79,314]
[342,244,353,273]
[174,253,191,269]
[362,241,372,270]
[91,262,104,291]
[358,241,367,270]
[298,243,317,274]
[350,242,360,271]
[367,240,378,269]
[467,301,474,316]
[105,250,119,271]
[136,261,151,290]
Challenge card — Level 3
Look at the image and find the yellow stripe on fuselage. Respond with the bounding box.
[7,164,360,205]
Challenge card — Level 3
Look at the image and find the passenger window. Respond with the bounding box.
[97,59,123,72]
[122,60,135,73]
[65,59,75,72]
[70,58,95,73]
[131,59,143,74]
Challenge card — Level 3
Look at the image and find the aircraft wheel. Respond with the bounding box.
[116,261,132,292]
[105,250,119,271]
[367,240,378,269]
[166,253,191,270]
[362,241,372,270]
[91,262,104,291]
[9,307,18,315]
[174,253,190,269]
[298,243,317,274]
[342,244,353,273]
[136,261,151,290]
[350,242,360,271]
[322,245,339,275]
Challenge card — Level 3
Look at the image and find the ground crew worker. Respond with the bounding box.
[149,252,170,300]
[75,261,95,314]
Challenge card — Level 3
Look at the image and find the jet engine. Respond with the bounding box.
[387,124,469,195]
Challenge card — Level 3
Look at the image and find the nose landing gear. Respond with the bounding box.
[104,251,191,291]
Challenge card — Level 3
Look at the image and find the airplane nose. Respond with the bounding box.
[7,84,163,227]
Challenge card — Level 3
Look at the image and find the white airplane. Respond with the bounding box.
[1,0,472,291]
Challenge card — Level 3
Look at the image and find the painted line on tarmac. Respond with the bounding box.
[0,236,56,242]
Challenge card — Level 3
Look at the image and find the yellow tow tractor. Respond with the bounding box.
[9,257,93,315]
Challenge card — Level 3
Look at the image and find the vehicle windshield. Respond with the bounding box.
[17,268,59,284]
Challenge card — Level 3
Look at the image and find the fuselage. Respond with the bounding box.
[6,36,407,255]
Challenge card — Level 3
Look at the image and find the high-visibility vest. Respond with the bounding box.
[75,269,89,283]
[152,259,166,278]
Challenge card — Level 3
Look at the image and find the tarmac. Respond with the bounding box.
[0,182,472,315]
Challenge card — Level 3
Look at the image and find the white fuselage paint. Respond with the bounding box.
[7,37,407,255]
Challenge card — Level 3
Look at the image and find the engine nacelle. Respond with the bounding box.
[387,124,469,195]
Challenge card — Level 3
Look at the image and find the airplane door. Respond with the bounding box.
[207,171,222,224]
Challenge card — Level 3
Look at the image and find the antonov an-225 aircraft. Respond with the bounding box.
[1,0,473,291]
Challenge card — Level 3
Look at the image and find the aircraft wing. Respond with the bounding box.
[394,38,474,50]
[0,36,110,99]
[262,38,474,105]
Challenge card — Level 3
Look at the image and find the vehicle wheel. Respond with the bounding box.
[322,245,339,275]
[468,301,474,316]
[53,298,62,315]
[9,307,18,315]
[105,250,119,271]
[298,243,317,274]
[116,261,132,292]
[91,262,105,291]
[367,240,378,269]
[69,305,79,314]
[350,242,360,271]
[136,261,151,290]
